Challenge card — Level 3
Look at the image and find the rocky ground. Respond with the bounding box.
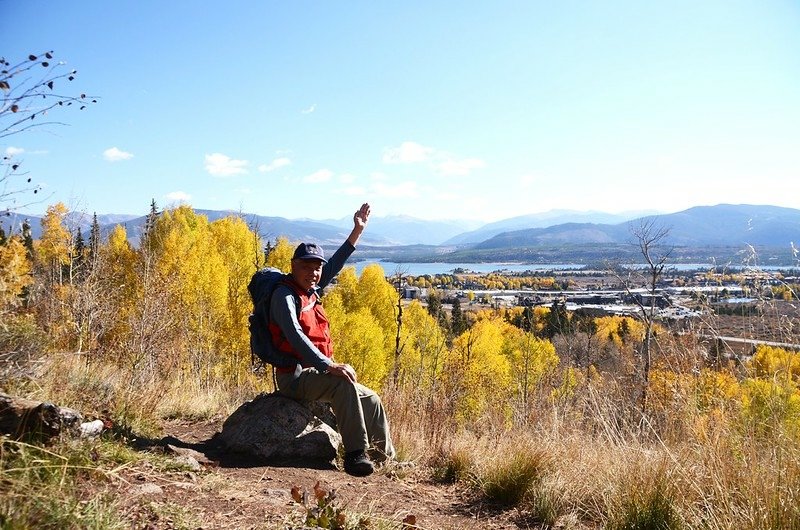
[117,419,529,530]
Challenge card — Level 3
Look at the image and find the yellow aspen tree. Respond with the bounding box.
[36,202,72,283]
[147,206,227,376]
[328,307,389,389]
[34,202,75,348]
[265,236,294,272]
[446,315,514,424]
[324,282,389,388]
[509,330,559,416]
[354,264,398,353]
[395,300,447,391]
[0,236,32,311]
[325,264,400,388]
[209,216,262,380]
[331,266,358,309]
[593,315,645,349]
[95,224,141,356]
[750,345,800,387]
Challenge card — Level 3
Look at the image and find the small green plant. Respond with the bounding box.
[290,481,356,530]
[606,475,682,530]
[431,446,474,484]
[288,480,416,530]
[521,485,563,529]
[480,446,550,507]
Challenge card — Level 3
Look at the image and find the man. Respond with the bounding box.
[269,203,394,477]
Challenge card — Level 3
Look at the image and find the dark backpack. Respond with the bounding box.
[247,267,300,369]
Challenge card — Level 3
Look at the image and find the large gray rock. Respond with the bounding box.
[217,393,341,467]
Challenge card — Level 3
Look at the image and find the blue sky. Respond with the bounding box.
[2,0,799,223]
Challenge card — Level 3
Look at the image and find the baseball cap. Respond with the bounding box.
[292,242,327,263]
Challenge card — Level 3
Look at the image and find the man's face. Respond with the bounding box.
[291,258,324,292]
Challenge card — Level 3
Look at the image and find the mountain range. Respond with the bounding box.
[473,204,800,249]
[3,204,798,263]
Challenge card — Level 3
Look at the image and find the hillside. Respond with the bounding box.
[443,209,656,245]
[471,204,800,253]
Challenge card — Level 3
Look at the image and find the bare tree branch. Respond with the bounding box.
[1,51,98,214]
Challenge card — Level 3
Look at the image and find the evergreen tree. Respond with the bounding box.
[426,290,442,320]
[451,297,467,336]
[0,223,6,246]
[425,290,451,336]
[143,198,159,244]
[89,212,101,266]
[73,226,86,276]
[21,219,34,259]
[544,300,570,338]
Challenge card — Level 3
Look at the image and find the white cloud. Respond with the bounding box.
[204,153,248,177]
[103,147,134,162]
[518,174,538,188]
[5,146,24,157]
[383,142,486,177]
[435,157,486,176]
[258,157,291,173]
[339,185,366,196]
[371,180,419,198]
[339,173,357,184]
[302,104,316,114]
[303,169,333,183]
[382,141,434,164]
[164,191,191,202]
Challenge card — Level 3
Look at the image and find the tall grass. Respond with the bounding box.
[0,438,127,529]
[382,349,800,530]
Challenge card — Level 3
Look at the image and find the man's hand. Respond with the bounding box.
[353,203,370,230]
[327,363,358,383]
[347,203,371,246]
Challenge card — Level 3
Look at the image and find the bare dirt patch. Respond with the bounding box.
[117,419,525,530]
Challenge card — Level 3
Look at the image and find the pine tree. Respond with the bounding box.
[89,212,101,266]
[21,219,34,259]
[73,226,86,278]
[0,223,6,246]
[545,300,570,338]
[143,198,159,244]
[426,290,442,319]
[451,297,467,336]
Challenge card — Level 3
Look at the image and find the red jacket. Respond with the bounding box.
[269,281,333,372]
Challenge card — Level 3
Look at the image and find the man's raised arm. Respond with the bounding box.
[319,203,371,289]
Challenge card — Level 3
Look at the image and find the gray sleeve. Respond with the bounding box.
[269,285,333,372]
[318,241,355,290]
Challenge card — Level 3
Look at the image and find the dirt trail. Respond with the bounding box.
[121,419,521,530]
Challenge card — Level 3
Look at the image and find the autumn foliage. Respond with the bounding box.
[3,202,800,528]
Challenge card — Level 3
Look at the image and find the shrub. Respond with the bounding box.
[430,446,475,484]
[0,313,48,361]
[606,474,682,530]
[480,445,550,507]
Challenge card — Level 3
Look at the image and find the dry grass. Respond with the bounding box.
[383,364,800,530]
[2,308,799,529]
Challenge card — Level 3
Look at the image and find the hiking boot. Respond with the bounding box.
[343,450,374,477]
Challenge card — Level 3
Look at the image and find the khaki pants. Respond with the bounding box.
[276,368,395,460]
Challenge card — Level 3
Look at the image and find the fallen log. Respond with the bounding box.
[0,392,83,440]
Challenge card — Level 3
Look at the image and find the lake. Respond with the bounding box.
[351,261,580,276]
[351,260,798,276]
